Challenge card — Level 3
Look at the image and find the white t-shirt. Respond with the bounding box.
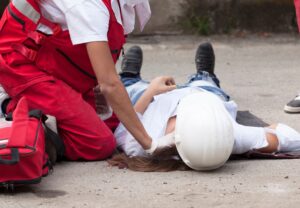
[114,86,270,158]
[38,0,122,45]
[115,87,199,157]
[115,87,241,157]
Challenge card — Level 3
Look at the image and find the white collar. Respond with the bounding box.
[111,0,151,34]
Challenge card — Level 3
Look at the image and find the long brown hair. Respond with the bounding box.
[107,153,190,172]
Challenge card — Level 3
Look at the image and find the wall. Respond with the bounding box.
[141,0,296,34]
[0,0,296,34]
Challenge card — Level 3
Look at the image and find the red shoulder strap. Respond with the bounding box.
[102,0,116,21]
[27,0,41,13]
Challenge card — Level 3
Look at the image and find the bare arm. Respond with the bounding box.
[86,41,151,149]
[134,76,176,114]
[134,89,155,114]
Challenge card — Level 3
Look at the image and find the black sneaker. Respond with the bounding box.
[195,42,215,75]
[284,95,300,113]
[120,46,143,77]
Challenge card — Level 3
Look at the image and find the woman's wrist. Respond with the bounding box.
[145,87,157,97]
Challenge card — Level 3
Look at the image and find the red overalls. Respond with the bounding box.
[0,0,126,160]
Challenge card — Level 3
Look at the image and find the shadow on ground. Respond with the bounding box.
[237,111,269,127]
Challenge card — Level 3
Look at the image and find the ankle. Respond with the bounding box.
[119,72,141,79]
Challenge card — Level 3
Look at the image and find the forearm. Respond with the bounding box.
[134,76,176,114]
[134,88,155,114]
[86,41,152,149]
[101,80,152,149]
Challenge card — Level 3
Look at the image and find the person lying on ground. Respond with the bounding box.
[108,43,300,172]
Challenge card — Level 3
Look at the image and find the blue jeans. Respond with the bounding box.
[120,71,230,105]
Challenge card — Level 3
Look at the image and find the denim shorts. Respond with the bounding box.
[121,71,230,104]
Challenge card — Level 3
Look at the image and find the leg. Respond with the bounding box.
[232,121,300,155]
[119,46,150,105]
[187,42,230,101]
[188,72,230,101]
[119,45,143,87]
[264,123,300,153]
[232,121,272,155]
[0,51,115,161]
[7,79,116,161]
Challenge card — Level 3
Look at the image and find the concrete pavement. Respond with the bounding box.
[1,34,300,208]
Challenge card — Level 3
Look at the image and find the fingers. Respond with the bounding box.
[167,79,176,86]
[165,84,176,91]
[163,76,176,86]
[164,76,176,91]
[148,76,177,95]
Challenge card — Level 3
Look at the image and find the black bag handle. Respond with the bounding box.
[0,148,19,165]
[5,109,42,121]
[29,109,43,119]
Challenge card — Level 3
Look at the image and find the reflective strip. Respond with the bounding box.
[0,140,8,146]
[12,0,40,24]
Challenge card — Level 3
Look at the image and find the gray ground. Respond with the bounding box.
[2,35,300,208]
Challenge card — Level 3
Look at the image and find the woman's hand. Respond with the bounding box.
[134,76,176,115]
[147,76,176,96]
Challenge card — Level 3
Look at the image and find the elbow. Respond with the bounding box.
[100,78,123,96]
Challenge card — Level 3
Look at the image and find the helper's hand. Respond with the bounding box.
[148,76,176,96]
[145,132,176,156]
[94,85,110,114]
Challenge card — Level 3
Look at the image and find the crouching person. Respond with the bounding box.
[0,0,171,162]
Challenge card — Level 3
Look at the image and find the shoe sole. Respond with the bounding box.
[121,46,143,74]
[284,105,300,113]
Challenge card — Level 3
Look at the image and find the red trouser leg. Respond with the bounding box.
[9,79,116,161]
[0,56,116,161]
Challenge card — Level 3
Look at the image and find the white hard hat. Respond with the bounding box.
[175,91,234,171]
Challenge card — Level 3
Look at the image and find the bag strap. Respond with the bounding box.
[3,98,65,161]
[7,97,29,148]
[0,148,19,165]
[6,109,42,121]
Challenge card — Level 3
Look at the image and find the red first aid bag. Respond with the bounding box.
[0,97,51,189]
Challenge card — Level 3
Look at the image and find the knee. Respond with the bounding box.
[63,132,117,161]
[258,124,279,153]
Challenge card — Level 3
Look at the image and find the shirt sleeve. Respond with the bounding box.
[63,0,110,45]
